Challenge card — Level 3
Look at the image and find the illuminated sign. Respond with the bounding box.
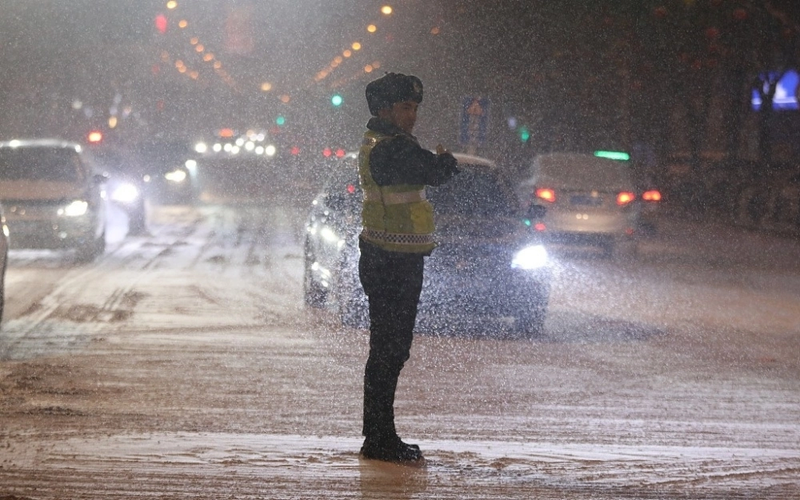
[752,70,799,111]
[594,150,630,161]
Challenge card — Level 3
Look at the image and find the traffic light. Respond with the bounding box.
[276,115,286,126]
[331,94,343,107]
[519,126,530,142]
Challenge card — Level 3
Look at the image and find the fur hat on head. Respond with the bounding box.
[365,73,423,116]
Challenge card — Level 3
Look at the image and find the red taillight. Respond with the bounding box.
[616,191,635,206]
[642,189,661,202]
[346,184,356,194]
[87,130,103,143]
[534,222,546,232]
[535,187,556,203]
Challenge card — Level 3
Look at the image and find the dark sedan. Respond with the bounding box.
[303,153,551,338]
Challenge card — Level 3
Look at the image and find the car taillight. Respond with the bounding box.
[347,184,356,194]
[642,189,661,202]
[535,187,556,203]
[616,191,635,206]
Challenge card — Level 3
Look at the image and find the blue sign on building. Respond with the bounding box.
[751,70,799,111]
[459,97,490,146]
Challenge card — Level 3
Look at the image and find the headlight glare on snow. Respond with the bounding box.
[58,200,89,217]
[511,244,548,270]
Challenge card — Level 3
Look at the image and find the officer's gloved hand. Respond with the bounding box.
[438,152,460,176]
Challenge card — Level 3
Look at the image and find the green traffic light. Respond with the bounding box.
[276,115,286,126]
[519,126,530,142]
[331,94,343,106]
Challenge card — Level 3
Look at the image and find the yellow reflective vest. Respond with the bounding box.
[358,129,436,254]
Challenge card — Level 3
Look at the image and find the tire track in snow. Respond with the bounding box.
[0,208,209,360]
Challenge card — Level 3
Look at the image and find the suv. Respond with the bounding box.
[0,139,108,262]
[303,152,551,337]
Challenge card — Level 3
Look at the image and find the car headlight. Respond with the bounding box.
[511,244,548,270]
[165,169,187,183]
[110,182,140,204]
[58,200,89,217]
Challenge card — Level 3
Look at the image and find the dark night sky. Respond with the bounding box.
[2,1,797,157]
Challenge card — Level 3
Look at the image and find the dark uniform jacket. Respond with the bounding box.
[365,117,459,188]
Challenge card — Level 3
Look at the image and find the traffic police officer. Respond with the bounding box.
[358,72,459,462]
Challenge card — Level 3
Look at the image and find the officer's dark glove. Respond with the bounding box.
[439,152,460,176]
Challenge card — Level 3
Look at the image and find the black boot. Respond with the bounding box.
[360,436,423,463]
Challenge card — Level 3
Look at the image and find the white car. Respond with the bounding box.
[517,152,640,255]
[0,139,108,262]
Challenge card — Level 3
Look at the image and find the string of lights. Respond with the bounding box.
[313,5,394,85]
[155,1,237,89]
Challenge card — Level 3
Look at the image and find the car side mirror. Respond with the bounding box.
[527,204,546,220]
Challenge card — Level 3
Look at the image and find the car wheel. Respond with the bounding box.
[335,258,368,329]
[338,285,368,329]
[127,203,147,235]
[608,239,637,261]
[303,246,327,308]
[512,287,548,339]
[76,231,106,263]
[514,307,546,339]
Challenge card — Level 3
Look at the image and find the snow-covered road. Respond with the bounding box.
[1,193,798,499]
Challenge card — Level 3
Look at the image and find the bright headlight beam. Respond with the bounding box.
[511,245,548,270]
[110,183,140,204]
[59,200,89,217]
[165,169,187,183]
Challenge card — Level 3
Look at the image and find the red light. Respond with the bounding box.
[346,184,356,194]
[535,187,556,203]
[218,128,234,138]
[616,191,635,206]
[155,14,168,34]
[322,148,332,157]
[642,189,661,202]
[87,131,103,143]
[534,222,546,232]
[290,146,300,155]
[335,148,345,158]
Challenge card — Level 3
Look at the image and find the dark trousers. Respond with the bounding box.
[358,238,424,441]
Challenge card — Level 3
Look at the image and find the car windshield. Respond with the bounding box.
[428,167,517,217]
[0,147,84,182]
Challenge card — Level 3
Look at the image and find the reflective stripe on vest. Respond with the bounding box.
[361,228,435,246]
[362,188,426,205]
